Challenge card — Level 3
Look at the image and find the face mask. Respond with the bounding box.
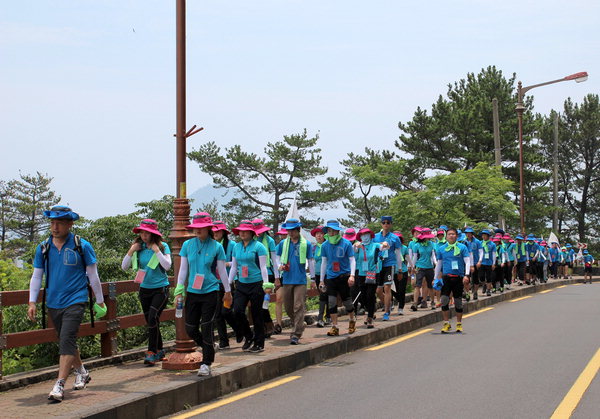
[361,234,371,244]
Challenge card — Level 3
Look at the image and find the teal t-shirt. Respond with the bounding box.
[137,242,170,289]
[180,237,226,294]
[414,241,435,269]
[400,244,409,273]
[355,242,382,276]
[256,233,276,275]
[232,240,268,284]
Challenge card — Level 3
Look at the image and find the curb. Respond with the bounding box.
[78,278,584,419]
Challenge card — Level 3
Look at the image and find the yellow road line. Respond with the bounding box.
[510,296,532,302]
[463,307,494,318]
[557,285,567,288]
[170,376,301,418]
[366,328,433,351]
[540,289,554,294]
[550,347,600,419]
[571,283,582,286]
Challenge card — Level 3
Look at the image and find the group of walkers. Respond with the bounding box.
[27,206,596,401]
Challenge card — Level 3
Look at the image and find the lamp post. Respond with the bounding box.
[515,71,588,234]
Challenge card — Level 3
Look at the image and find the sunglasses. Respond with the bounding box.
[381,221,391,225]
[141,220,158,226]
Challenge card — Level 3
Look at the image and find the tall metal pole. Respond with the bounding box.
[163,0,200,370]
[552,112,559,232]
[516,83,526,234]
[492,98,505,231]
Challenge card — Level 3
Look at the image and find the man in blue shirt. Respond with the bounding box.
[276,219,315,345]
[464,227,481,300]
[582,250,595,284]
[525,234,540,284]
[28,206,106,402]
[373,216,403,321]
[477,229,497,296]
[320,219,357,336]
[435,228,470,333]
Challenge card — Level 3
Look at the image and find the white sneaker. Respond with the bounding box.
[73,369,91,390]
[197,364,211,376]
[397,308,404,315]
[48,380,64,401]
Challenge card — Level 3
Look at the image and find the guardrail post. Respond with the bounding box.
[100,282,119,357]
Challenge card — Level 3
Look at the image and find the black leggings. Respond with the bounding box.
[185,291,219,365]
[516,261,526,281]
[215,285,238,345]
[392,272,408,309]
[234,281,266,346]
[139,286,169,353]
[359,276,378,318]
[479,265,493,284]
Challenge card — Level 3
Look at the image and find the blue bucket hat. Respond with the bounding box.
[457,233,466,242]
[439,225,448,231]
[381,216,393,223]
[281,218,302,230]
[583,249,589,254]
[464,227,474,234]
[43,205,79,221]
[325,219,342,231]
[566,243,572,248]
[481,229,491,236]
[526,233,536,240]
[494,228,505,235]
[433,278,444,291]
[515,234,524,240]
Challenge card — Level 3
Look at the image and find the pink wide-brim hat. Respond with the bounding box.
[186,212,214,230]
[311,226,324,237]
[417,228,435,240]
[233,220,256,235]
[133,219,163,237]
[411,225,423,234]
[212,221,230,234]
[343,228,357,242]
[251,218,271,235]
[355,228,375,241]
[276,229,288,236]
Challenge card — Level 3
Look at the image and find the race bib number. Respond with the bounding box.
[530,253,534,257]
[484,253,489,259]
[241,265,249,278]
[134,270,146,284]
[365,271,377,284]
[451,260,459,270]
[332,262,340,272]
[362,261,369,271]
[192,274,205,290]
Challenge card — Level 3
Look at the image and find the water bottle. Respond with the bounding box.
[262,293,270,310]
[175,296,184,318]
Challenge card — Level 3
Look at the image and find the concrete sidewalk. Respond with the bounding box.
[0,277,591,419]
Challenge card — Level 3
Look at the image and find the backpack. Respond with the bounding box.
[41,235,95,329]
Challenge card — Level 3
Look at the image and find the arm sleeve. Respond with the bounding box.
[157,251,172,270]
[478,249,483,262]
[217,260,231,292]
[320,256,327,279]
[395,248,403,268]
[271,251,279,279]
[434,259,442,279]
[259,254,269,283]
[534,250,540,260]
[492,251,497,265]
[469,250,474,265]
[86,264,104,304]
[274,254,281,272]
[308,258,315,278]
[177,257,188,286]
[430,250,437,267]
[227,257,238,285]
[464,256,471,274]
[121,254,132,271]
[349,256,356,274]
[502,251,508,264]
[28,268,44,303]
[408,249,415,268]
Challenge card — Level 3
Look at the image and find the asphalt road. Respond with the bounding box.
[168,283,600,419]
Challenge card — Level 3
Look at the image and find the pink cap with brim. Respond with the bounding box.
[133,219,163,237]
[541,241,547,246]
[233,220,256,235]
[344,228,357,242]
[311,226,324,237]
[276,229,288,236]
[492,236,502,242]
[212,221,230,234]
[186,212,214,230]
[251,219,271,235]
[411,226,423,234]
[437,230,445,236]
[502,235,511,240]
[355,228,374,241]
[417,228,435,240]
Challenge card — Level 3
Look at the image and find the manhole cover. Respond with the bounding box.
[319,361,354,367]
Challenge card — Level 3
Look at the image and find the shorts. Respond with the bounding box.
[377,266,394,287]
[470,265,480,285]
[478,264,493,283]
[568,263,573,269]
[48,303,86,356]
[415,268,434,288]
[584,266,592,273]
[527,263,537,274]
[325,275,351,301]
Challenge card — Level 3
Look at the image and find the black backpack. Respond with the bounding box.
[40,235,95,329]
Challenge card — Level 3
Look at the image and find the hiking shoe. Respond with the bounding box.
[249,344,264,353]
[486,291,491,297]
[197,364,211,376]
[48,380,64,402]
[456,323,463,333]
[348,320,356,334]
[357,308,365,315]
[157,349,167,360]
[327,326,339,336]
[473,293,478,301]
[441,322,452,334]
[316,320,325,328]
[144,351,158,366]
[464,292,471,302]
[420,301,428,309]
[324,317,332,325]
[366,318,374,329]
[431,302,436,310]
[273,324,282,334]
[218,341,230,350]
[410,304,418,312]
[499,287,504,293]
[382,312,390,321]
[397,307,404,315]
[73,369,91,390]
[290,336,299,345]
[242,338,253,352]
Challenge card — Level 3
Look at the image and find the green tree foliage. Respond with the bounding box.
[188,130,350,231]
[0,180,13,251]
[388,163,517,234]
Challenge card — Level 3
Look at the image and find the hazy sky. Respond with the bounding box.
[1,0,598,220]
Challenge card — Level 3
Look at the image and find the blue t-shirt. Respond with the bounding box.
[400,244,409,273]
[276,239,314,285]
[135,242,170,289]
[414,241,435,269]
[507,242,516,262]
[466,238,481,264]
[354,242,383,276]
[548,247,559,262]
[232,240,268,284]
[313,242,323,277]
[180,237,226,294]
[256,234,276,275]
[33,233,97,309]
[373,232,401,267]
[436,242,470,277]
[568,249,576,263]
[321,238,354,278]
[526,242,540,260]
[583,254,594,265]
[514,242,528,262]
[479,240,496,266]
[496,243,508,264]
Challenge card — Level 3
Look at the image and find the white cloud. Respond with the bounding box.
[0,21,85,46]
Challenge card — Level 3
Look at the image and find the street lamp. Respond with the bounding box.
[515,71,588,234]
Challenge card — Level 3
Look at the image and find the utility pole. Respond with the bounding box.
[552,112,559,232]
[492,98,505,231]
